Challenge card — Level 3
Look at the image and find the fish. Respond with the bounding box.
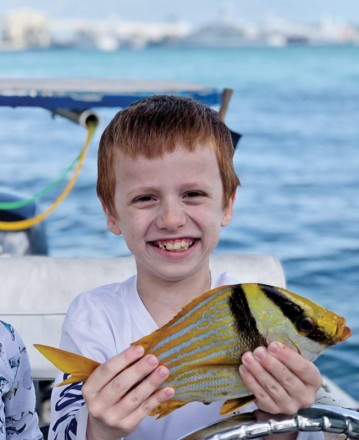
[34,283,351,419]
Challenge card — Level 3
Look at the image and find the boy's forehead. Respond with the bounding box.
[113,141,216,162]
[112,143,220,179]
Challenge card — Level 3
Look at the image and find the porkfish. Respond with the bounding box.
[35,283,351,418]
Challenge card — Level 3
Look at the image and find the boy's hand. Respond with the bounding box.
[239,341,322,415]
[82,345,174,440]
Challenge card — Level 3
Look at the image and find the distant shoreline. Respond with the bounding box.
[1,41,359,53]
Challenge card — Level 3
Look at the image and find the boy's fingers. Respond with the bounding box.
[239,363,282,413]
[251,347,305,396]
[241,351,295,401]
[107,386,175,435]
[121,366,173,416]
[91,353,162,409]
[267,342,322,388]
[83,348,173,436]
[248,343,320,388]
[240,345,320,413]
[85,345,145,392]
[90,366,174,434]
[139,386,175,417]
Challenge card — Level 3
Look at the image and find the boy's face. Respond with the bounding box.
[103,143,234,284]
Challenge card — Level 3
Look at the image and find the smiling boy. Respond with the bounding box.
[49,95,322,440]
[103,145,233,327]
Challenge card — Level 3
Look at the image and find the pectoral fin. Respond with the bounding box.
[220,395,255,415]
[149,399,189,419]
[34,344,100,386]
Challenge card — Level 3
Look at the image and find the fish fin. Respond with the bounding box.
[56,375,89,387]
[149,399,188,419]
[220,395,255,415]
[34,344,100,385]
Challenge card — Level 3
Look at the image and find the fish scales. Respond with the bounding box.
[164,350,239,388]
[160,326,235,376]
[153,292,231,356]
[157,315,235,360]
[168,366,247,400]
[34,283,352,418]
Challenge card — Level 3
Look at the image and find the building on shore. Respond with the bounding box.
[1,9,50,50]
[1,8,359,50]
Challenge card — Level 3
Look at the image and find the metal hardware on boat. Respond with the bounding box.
[178,404,359,439]
[219,88,233,120]
[52,108,99,128]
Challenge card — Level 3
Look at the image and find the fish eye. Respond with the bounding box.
[296,317,316,335]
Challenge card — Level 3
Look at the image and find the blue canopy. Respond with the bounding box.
[0,78,223,109]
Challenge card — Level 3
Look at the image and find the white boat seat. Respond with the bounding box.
[0,254,286,380]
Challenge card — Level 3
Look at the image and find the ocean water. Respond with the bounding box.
[0,45,359,400]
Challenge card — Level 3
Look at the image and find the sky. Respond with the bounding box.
[1,0,359,24]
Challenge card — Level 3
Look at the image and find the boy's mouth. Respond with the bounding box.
[150,238,196,251]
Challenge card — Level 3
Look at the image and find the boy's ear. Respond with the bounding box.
[221,192,236,227]
[100,200,122,235]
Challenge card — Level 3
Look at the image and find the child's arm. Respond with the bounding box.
[1,326,43,440]
[49,342,174,440]
[239,341,322,414]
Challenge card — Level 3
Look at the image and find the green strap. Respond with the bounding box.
[0,154,80,210]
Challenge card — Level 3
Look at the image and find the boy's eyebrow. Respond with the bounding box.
[128,181,213,195]
[180,182,213,191]
[127,183,160,193]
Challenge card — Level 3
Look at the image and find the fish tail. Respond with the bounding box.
[34,344,100,385]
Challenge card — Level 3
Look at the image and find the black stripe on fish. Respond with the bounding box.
[259,284,332,345]
[228,285,267,350]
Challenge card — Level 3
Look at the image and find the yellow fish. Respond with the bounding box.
[35,283,351,418]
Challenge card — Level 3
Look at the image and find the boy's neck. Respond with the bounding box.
[136,268,212,328]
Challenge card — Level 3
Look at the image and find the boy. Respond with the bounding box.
[49,95,322,440]
[0,320,43,439]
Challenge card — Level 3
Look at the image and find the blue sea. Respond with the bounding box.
[0,45,358,400]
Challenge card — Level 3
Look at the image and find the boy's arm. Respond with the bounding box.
[83,345,174,440]
[49,320,174,440]
[50,346,173,440]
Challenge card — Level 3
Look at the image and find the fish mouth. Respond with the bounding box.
[340,325,352,342]
[150,238,197,252]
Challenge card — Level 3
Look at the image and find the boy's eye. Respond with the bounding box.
[133,195,155,203]
[184,191,204,198]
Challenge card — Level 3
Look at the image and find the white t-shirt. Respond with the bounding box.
[0,320,43,440]
[49,272,324,440]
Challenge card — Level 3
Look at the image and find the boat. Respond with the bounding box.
[0,79,357,439]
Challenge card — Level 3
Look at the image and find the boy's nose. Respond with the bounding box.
[156,200,186,231]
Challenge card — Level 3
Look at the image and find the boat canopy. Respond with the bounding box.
[0,78,224,110]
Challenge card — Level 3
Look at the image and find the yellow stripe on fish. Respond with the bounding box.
[34,283,351,418]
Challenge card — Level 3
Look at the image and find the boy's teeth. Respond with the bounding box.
[157,240,193,251]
